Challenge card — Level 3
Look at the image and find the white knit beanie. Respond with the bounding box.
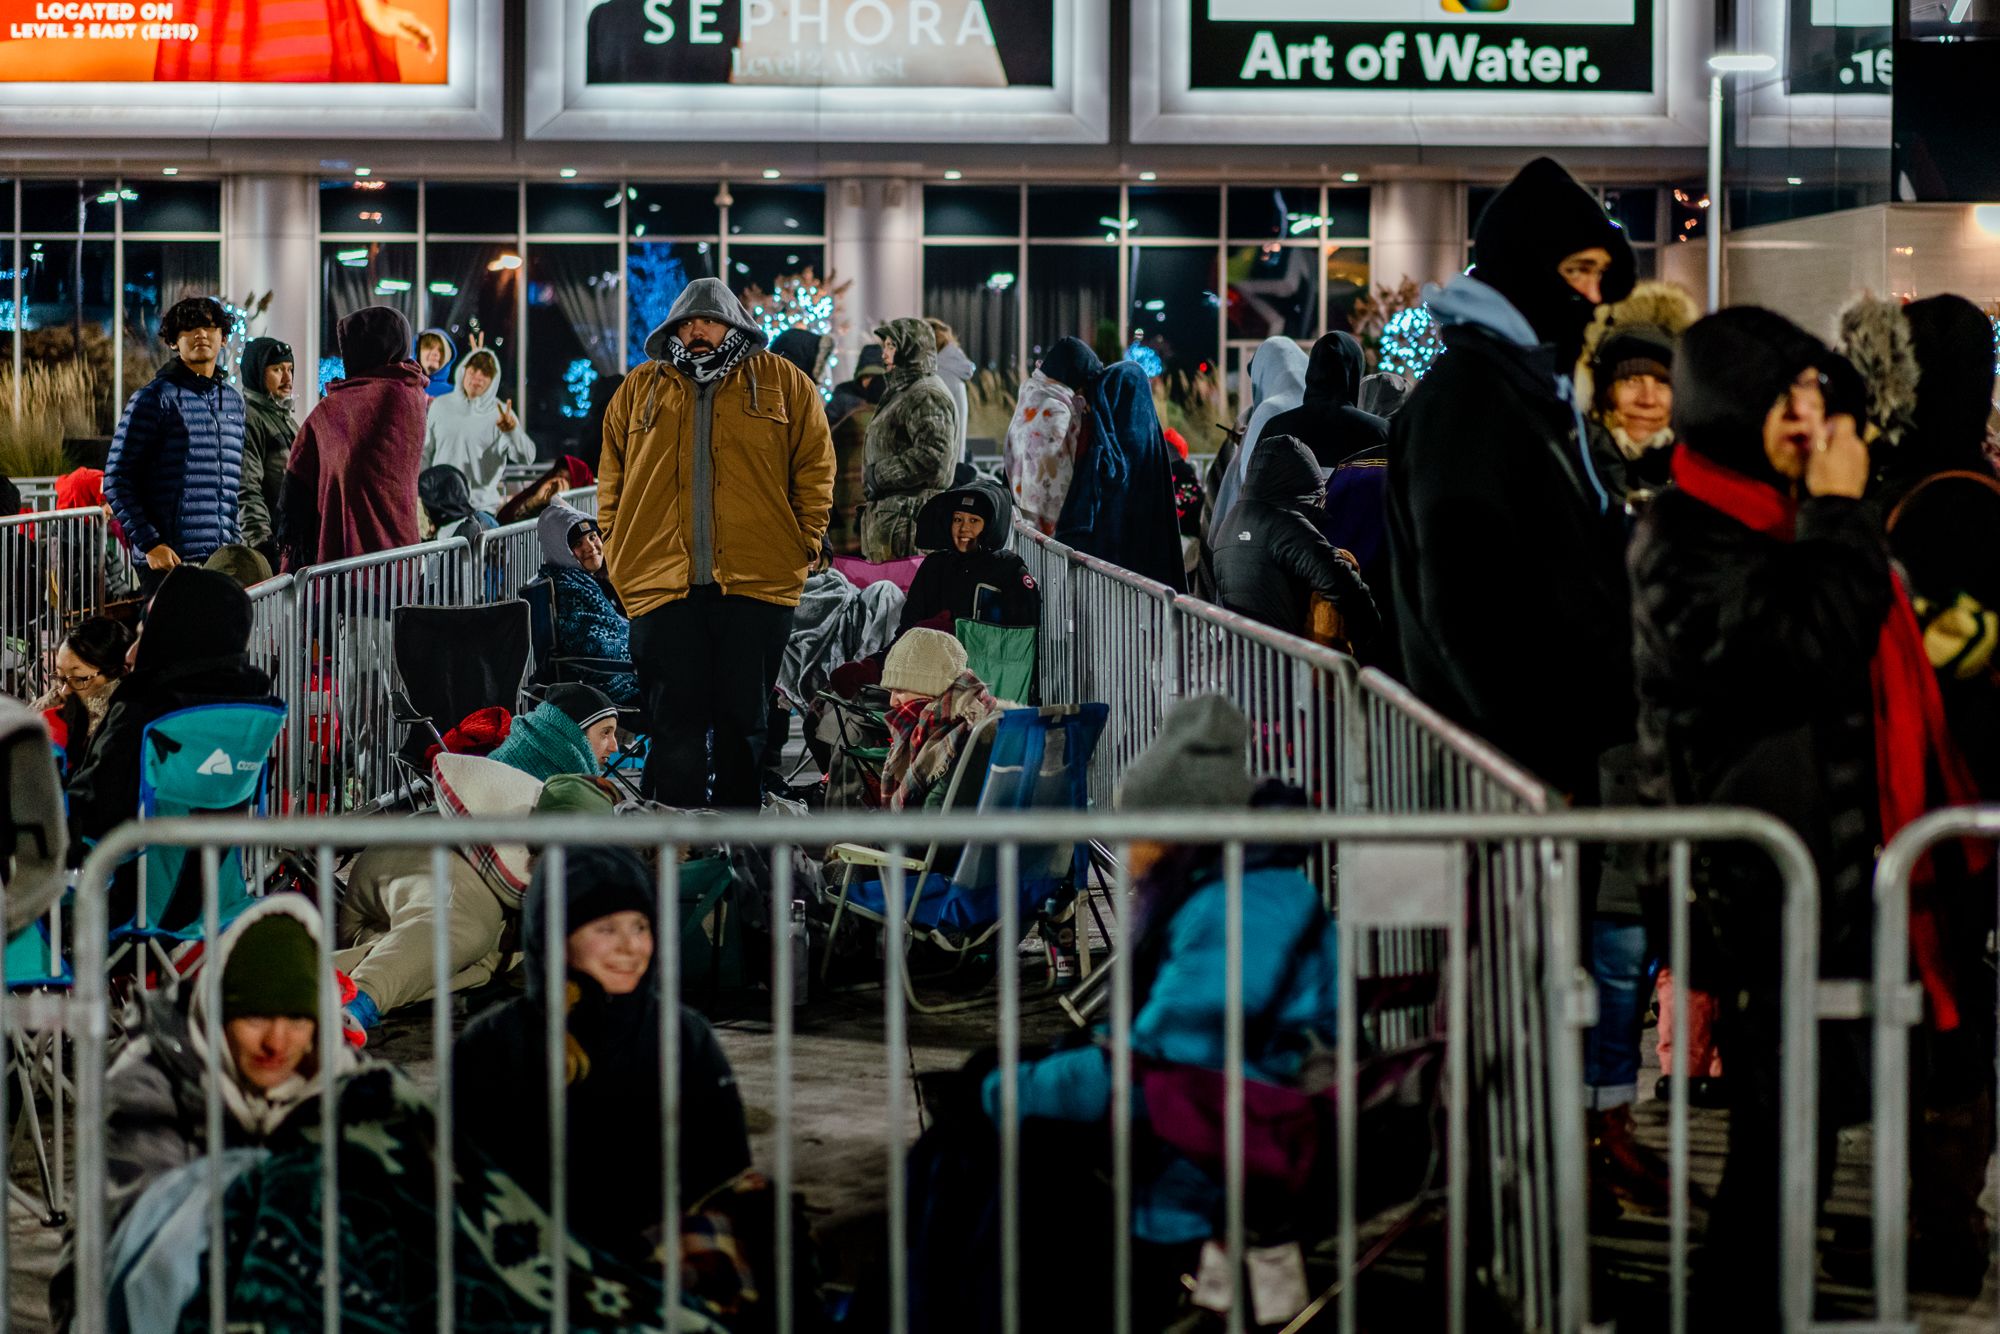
[880,628,967,698]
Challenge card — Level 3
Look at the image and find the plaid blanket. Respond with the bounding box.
[883,672,1004,811]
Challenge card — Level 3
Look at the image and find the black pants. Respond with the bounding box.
[629,589,793,809]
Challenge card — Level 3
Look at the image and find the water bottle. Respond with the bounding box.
[789,900,809,1008]
[1045,895,1078,987]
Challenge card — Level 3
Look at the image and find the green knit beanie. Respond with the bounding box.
[221,914,319,1021]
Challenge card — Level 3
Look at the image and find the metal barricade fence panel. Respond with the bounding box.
[288,537,471,813]
[559,486,598,520]
[0,508,110,701]
[472,519,543,607]
[63,807,1824,1334]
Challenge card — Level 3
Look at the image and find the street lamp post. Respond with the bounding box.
[1706,53,1778,311]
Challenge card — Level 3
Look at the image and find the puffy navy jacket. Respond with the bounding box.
[105,358,246,562]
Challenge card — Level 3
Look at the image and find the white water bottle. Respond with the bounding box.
[789,900,809,1008]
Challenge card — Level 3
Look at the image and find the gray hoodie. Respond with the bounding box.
[422,352,536,512]
[933,338,975,461]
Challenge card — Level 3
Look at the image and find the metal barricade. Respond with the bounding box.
[472,518,542,606]
[1871,806,2000,1332]
[247,575,297,814]
[0,507,112,701]
[15,476,59,512]
[1058,541,1178,810]
[62,806,1822,1334]
[286,537,471,813]
[560,485,598,519]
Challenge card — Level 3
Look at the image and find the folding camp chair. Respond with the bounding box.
[389,601,532,807]
[7,911,71,1225]
[107,701,287,982]
[955,618,1036,704]
[519,577,640,694]
[821,702,1108,1013]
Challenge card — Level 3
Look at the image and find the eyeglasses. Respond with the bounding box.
[59,670,101,688]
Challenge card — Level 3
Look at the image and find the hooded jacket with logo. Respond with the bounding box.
[105,356,246,562]
[898,482,1040,634]
[598,277,835,617]
[1213,434,1380,648]
[423,355,536,512]
[861,317,960,562]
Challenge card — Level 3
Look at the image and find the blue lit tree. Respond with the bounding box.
[740,268,850,397]
[1377,304,1443,380]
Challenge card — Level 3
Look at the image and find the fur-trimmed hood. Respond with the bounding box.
[1578,280,1701,404]
[1836,294,1922,447]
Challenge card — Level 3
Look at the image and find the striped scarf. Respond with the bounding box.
[667,330,754,385]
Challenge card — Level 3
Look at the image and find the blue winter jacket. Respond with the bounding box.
[104,358,246,563]
[983,859,1338,1243]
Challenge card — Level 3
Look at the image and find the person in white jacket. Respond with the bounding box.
[421,347,535,512]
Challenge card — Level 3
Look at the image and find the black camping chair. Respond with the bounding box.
[387,601,532,810]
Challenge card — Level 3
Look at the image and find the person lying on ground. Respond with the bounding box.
[487,681,623,783]
[337,759,614,1034]
[453,845,751,1262]
[536,498,639,706]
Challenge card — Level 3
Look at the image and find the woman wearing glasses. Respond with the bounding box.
[33,617,133,777]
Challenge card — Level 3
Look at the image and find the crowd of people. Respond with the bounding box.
[21,145,2000,1329]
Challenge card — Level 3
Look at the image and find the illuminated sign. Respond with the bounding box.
[1133,0,1704,145]
[526,0,1108,141]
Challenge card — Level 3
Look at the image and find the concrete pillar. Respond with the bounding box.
[1369,181,1466,294]
[224,175,319,410]
[826,177,922,374]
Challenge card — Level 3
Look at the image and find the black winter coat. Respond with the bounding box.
[1386,322,1634,798]
[1213,435,1379,648]
[1629,491,1890,980]
[899,547,1040,634]
[453,850,750,1259]
[1260,331,1389,469]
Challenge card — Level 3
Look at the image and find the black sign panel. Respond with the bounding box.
[1187,0,1652,94]
[1786,0,1891,93]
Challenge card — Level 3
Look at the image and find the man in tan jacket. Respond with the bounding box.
[598,277,835,807]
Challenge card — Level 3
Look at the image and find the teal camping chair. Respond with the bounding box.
[823,702,1108,1013]
[956,618,1036,704]
[110,702,287,979]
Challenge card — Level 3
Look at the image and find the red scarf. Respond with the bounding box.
[1672,445,1989,1029]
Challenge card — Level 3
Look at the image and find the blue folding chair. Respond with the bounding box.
[108,702,286,981]
[822,702,1108,1013]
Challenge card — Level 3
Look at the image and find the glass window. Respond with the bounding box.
[425,183,517,236]
[1130,246,1220,384]
[318,179,417,233]
[1325,187,1371,238]
[1227,186,1320,241]
[22,239,118,432]
[123,181,222,233]
[1029,187,1121,239]
[423,243,519,382]
[923,245,1021,390]
[1027,244,1116,365]
[527,183,621,236]
[1467,186,1500,240]
[320,242,417,392]
[727,184,823,236]
[1128,188,1219,239]
[1603,187,1658,243]
[526,243,620,452]
[1325,245,1371,334]
[1226,244,1318,343]
[1632,248,1659,281]
[923,186,1019,238]
[629,184,722,236]
[1670,185,1709,244]
[120,241,221,400]
[725,243,824,298]
[626,240,718,369]
[23,180,116,233]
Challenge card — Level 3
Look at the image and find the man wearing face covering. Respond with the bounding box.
[1385,156,1637,800]
[281,306,430,571]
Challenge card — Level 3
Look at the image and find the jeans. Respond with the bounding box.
[629,588,794,810]
[1583,917,1650,1110]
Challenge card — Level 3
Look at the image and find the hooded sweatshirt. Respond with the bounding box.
[900,480,1040,633]
[1057,361,1188,592]
[66,566,277,863]
[414,326,458,399]
[281,305,428,569]
[1383,156,1637,800]
[423,352,536,512]
[453,847,750,1259]
[933,336,976,461]
[98,895,361,1236]
[1213,433,1380,647]
[598,277,834,615]
[1262,331,1388,470]
[861,317,960,562]
[235,336,296,554]
[418,464,488,543]
[1210,335,1309,545]
[536,498,638,704]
